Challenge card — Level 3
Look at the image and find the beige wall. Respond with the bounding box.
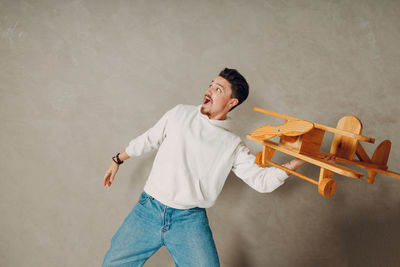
[1,0,400,266]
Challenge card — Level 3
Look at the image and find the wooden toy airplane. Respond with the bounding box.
[246,107,400,197]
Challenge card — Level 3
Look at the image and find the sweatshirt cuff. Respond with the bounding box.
[276,165,290,182]
[125,143,136,157]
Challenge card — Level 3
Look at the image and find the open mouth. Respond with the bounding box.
[203,95,212,105]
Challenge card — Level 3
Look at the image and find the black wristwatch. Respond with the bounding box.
[112,152,124,165]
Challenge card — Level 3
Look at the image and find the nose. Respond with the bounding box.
[205,86,213,96]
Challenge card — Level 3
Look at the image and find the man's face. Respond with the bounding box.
[200,76,239,120]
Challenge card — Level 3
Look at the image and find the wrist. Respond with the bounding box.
[112,153,124,165]
[289,159,305,171]
[283,161,294,170]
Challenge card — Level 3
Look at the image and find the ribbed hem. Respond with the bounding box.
[144,185,214,210]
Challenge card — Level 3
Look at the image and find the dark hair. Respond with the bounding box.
[218,68,249,111]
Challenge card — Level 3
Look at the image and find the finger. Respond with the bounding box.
[110,173,116,185]
[324,155,334,163]
[110,173,115,183]
[103,173,110,186]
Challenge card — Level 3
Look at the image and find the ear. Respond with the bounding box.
[229,98,239,108]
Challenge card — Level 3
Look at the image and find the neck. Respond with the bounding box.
[200,107,228,120]
[208,113,227,120]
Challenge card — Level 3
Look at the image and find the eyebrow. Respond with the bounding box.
[211,80,225,91]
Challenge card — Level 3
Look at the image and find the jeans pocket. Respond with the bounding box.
[138,192,149,205]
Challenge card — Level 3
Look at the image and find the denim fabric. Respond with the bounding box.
[102,191,220,267]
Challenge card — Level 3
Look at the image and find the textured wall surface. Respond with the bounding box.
[1,0,399,266]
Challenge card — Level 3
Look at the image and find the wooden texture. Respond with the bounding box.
[316,152,386,169]
[317,150,400,179]
[298,128,325,156]
[279,135,298,143]
[251,125,277,140]
[319,116,363,182]
[250,119,314,139]
[331,116,363,160]
[247,135,364,179]
[318,178,337,197]
[249,106,399,198]
[367,140,391,184]
[253,107,375,143]
[279,127,325,156]
[368,168,400,179]
[265,158,319,185]
[255,151,263,166]
[279,134,302,152]
[255,152,319,185]
[262,145,275,164]
[356,142,371,162]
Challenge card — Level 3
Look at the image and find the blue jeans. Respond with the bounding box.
[102,191,220,267]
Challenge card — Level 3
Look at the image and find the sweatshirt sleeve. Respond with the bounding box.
[125,106,176,157]
[231,141,290,193]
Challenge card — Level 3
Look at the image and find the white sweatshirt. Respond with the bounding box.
[125,104,290,209]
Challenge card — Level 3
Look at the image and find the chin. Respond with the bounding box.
[200,106,210,116]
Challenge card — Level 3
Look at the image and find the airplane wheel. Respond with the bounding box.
[255,152,263,166]
[318,179,337,197]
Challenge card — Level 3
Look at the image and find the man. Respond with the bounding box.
[102,68,329,266]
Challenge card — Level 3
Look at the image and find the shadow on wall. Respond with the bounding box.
[294,179,400,267]
[219,168,400,267]
[214,173,255,267]
[334,187,400,267]
[225,231,254,267]
[338,211,400,267]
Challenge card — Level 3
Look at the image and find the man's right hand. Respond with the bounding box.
[103,161,119,187]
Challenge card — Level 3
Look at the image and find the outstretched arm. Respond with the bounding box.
[103,105,177,187]
[232,142,306,193]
